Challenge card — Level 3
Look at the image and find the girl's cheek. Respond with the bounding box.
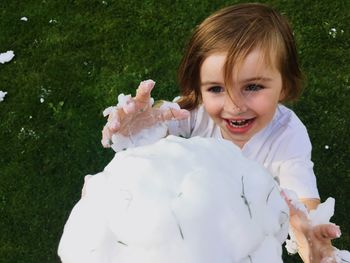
[246,93,278,110]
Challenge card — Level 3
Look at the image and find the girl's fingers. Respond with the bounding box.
[314,224,341,240]
[307,225,337,263]
[122,100,136,114]
[134,80,155,108]
[101,80,189,146]
[101,125,112,148]
[160,108,190,121]
[106,109,122,133]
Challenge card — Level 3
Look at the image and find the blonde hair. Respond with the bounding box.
[177,3,302,110]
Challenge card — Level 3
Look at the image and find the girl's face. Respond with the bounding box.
[200,49,284,148]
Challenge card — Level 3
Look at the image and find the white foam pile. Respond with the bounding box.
[58,136,290,263]
[0,50,15,64]
[0,91,7,102]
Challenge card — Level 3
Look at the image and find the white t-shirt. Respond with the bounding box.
[168,104,320,199]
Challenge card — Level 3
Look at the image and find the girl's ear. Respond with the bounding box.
[279,87,286,102]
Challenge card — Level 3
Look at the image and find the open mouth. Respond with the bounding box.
[228,118,255,128]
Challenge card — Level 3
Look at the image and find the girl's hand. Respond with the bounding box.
[284,194,341,263]
[101,80,190,148]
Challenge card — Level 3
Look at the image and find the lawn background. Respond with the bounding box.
[0,0,349,262]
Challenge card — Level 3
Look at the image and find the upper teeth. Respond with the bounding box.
[230,120,247,126]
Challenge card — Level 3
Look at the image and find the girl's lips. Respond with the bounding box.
[225,117,256,134]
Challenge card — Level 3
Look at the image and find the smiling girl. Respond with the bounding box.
[197,50,284,148]
[100,3,342,262]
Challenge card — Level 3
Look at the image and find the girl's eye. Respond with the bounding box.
[208,86,224,93]
[244,84,263,92]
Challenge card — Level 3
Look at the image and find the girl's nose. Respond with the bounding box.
[224,93,247,115]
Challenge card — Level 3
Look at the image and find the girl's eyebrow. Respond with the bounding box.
[201,77,273,87]
[240,77,273,83]
[200,81,223,86]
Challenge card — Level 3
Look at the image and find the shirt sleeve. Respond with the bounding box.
[271,114,320,199]
[167,115,193,138]
[168,105,221,138]
[278,155,319,200]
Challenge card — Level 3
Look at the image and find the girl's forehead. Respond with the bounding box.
[199,50,282,93]
[201,49,279,77]
[200,53,226,82]
[236,49,278,71]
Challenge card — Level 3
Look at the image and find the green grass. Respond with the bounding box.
[0,0,349,262]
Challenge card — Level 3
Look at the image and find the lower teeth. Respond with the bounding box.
[231,123,247,127]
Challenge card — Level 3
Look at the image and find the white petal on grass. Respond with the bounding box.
[0,51,15,64]
[0,91,7,102]
[18,127,39,140]
[20,17,28,21]
[40,98,45,103]
[329,28,337,38]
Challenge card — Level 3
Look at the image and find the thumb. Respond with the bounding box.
[160,108,190,121]
[313,224,341,240]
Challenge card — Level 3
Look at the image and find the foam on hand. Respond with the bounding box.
[283,190,350,263]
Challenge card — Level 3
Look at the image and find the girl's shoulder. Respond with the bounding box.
[272,104,308,136]
[244,104,311,158]
[266,104,312,155]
